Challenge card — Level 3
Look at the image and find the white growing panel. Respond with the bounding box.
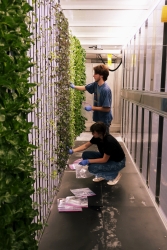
[126,44,131,89]
[133,32,139,90]
[131,104,137,159]
[149,113,159,196]
[27,0,59,236]
[136,106,142,170]
[141,109,149,181]
[138,24,145,91]
[123,100,127,140]
[124,101,129,145]
[127,102,132,151]
[129,39,134,90]
[153,0,164,91]
[145,12,154,91]
[160,118,167,220]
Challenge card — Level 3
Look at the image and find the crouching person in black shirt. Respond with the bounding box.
[68,122,126,185]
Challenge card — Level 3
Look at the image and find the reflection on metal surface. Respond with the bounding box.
[121,90,167,117]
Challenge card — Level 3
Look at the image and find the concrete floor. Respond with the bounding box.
[38,133,167,250]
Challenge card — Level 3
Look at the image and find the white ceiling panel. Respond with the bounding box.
[61,0,156,9]
[63,10,145,26]
[78,37,128,46]
[60,0,162,59]
[69,27,135,37]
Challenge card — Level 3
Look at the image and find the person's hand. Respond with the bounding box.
[79,159,89,166]
[85,105,92,111]
[68,149,73,154]
[69,82,75,89]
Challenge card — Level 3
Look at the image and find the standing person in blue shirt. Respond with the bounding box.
[70,64,113,133]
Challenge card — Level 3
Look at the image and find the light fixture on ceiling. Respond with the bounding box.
[161,6,167,22]
[88,45,103,50]
[107,54,112,66]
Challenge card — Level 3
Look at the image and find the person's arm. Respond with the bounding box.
[74,86,86,91]
[69,141,92,154]
[85,106,110,112]
[88,153,110,163]
[69,83,86,91]
[92,106,110,112]
[79,153,110,165]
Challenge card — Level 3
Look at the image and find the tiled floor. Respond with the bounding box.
[38,133,167,250]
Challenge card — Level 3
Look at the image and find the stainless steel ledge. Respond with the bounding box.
[121,90,167,117]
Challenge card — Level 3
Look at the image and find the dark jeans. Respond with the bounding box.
[104,123,111,134]
[106,124,110,134]
[82,151,126,181]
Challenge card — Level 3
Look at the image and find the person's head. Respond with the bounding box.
[90,122,107,138]
[93,64,109,81]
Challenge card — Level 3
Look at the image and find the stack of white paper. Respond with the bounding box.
[57,188,96,212]
[57,198,82,212]
[70,188,96,197]
[65,196,88,208]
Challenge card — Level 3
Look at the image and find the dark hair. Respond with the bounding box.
[90,122,107,136]
[93,64,109,81]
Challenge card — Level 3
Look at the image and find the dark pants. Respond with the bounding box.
[82,151,126,181]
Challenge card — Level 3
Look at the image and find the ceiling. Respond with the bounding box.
[60,0,161,61]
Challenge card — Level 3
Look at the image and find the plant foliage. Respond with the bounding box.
[0,0,41,249]
[0,0,87,247]
[54,4,86,171]
[53,4,72,174]
[69,35,86,142]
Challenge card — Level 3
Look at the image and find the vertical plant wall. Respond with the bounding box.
[72,36,86,136]
[27,0,64,238]
[27,0,86,240]
[69,35,86,144]
[0,0,86,247]
[54,4,71,174]
[0,0,41,249]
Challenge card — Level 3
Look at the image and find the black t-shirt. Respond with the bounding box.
[90,134,125,162]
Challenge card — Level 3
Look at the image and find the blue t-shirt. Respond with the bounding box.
[85,82,113,125]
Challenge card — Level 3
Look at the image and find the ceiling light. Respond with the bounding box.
[107,54,112,66]
[161,6,167,22]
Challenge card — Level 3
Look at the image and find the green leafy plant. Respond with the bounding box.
[53,4,86,174]
[53,4,72,173]
[69,35,86,143]
[0,0,41,249]
[0,1,87,246]
[72,36,86,136]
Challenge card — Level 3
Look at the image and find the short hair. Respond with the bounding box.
[93,64,109,81]
[90,122,107,136]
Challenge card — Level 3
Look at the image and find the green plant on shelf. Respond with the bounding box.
[0,0,42,249]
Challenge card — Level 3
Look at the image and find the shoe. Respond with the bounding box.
[93,177,105,182]
[107,172,122,185]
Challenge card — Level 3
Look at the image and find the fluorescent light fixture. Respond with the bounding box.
[161,6,167,22]
[86,49,121,54]
[107,54,112,66]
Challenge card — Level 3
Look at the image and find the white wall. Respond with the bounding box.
[84,63,122,132]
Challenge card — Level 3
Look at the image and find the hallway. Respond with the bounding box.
[39,133,167,250]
